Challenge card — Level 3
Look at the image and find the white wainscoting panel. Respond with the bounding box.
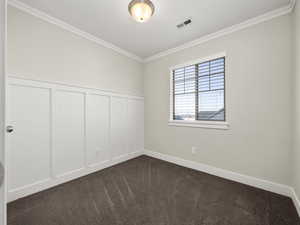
[53,90,85,177]
[7,77,144,202]
[110,97,129,160]
[8,85,51,191]
[128,99,144,154]
[86,94,110,167]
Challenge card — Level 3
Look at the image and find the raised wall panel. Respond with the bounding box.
[86,94,110,166]
[53,90,85,176]
[128,99,144,154]
[8,85,51,190]
[110,97,128,159]
[7,77,144,202]
[136,100,144,152]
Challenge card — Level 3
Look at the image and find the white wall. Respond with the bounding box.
[292,0,300,206]
[7,6,143,97]
[5,4,146,204]
[144,15,292,186]
[0,0,6,224]
[5,0,298,210]
[7,77,144,202]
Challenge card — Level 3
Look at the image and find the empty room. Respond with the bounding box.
[0,0,300,224]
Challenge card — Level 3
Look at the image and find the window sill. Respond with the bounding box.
[168,120,229,130]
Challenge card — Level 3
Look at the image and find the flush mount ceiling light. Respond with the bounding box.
[128,0,155,23]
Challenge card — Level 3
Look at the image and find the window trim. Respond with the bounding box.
[169,52,229,130]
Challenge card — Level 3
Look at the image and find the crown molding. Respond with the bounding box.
[144,0,296,63]
[290,0,297,11]
[8,0,143,62]
[8,0,296,63]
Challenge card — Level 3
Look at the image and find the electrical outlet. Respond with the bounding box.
[192,147,197,154]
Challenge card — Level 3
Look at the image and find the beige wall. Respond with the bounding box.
[144,15,292,185]
[293,0,300,200]
[7,6,143,97]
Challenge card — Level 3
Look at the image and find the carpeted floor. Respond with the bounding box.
[7,156,300,225]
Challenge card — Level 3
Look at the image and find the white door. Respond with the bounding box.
[0,0,6,224]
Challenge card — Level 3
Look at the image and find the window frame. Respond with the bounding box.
[169,52,229,130]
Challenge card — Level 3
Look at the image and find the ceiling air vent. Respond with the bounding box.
[177,19,192,29]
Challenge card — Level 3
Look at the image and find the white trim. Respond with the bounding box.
[2,1,7,225]
[108,95,113,165]
[49,89,55,179]
[169,68,174,121]
[8,75,144,100]
[8,0,143,62]
[87,160,110,169]
[145,1,296,62]
[144,150,300,216]
[169,53,227,130]
[170,52,226,71]
[7,151,143,202]
[8,178,52,194]
[290,0,297,12]
[6,76,145,202]
[7,0,296,63]
[8,147,300,216]
[83,92,88,168]
[168,120,229,130]
[55,167,85,179]
[291,188,300,217]
[143,150,293,197]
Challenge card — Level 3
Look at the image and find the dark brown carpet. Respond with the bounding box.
[8,156,300,225]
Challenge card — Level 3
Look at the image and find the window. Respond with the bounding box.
[169,53,228,129]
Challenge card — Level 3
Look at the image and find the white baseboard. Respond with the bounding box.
[8,149,300,217]
[8,151,143,202]
[144,149,300,217]
[143,150,290,195]
[291,188,300,216]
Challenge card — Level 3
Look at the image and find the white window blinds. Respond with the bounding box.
[173,57,225,121]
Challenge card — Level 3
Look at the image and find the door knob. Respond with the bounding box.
[6,125,14,133]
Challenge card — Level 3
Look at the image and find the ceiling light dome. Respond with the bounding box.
[128,0,155,23]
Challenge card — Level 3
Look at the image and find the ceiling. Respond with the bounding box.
[12,0,291,59]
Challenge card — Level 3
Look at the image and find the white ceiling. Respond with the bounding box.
[13,0,291,59]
